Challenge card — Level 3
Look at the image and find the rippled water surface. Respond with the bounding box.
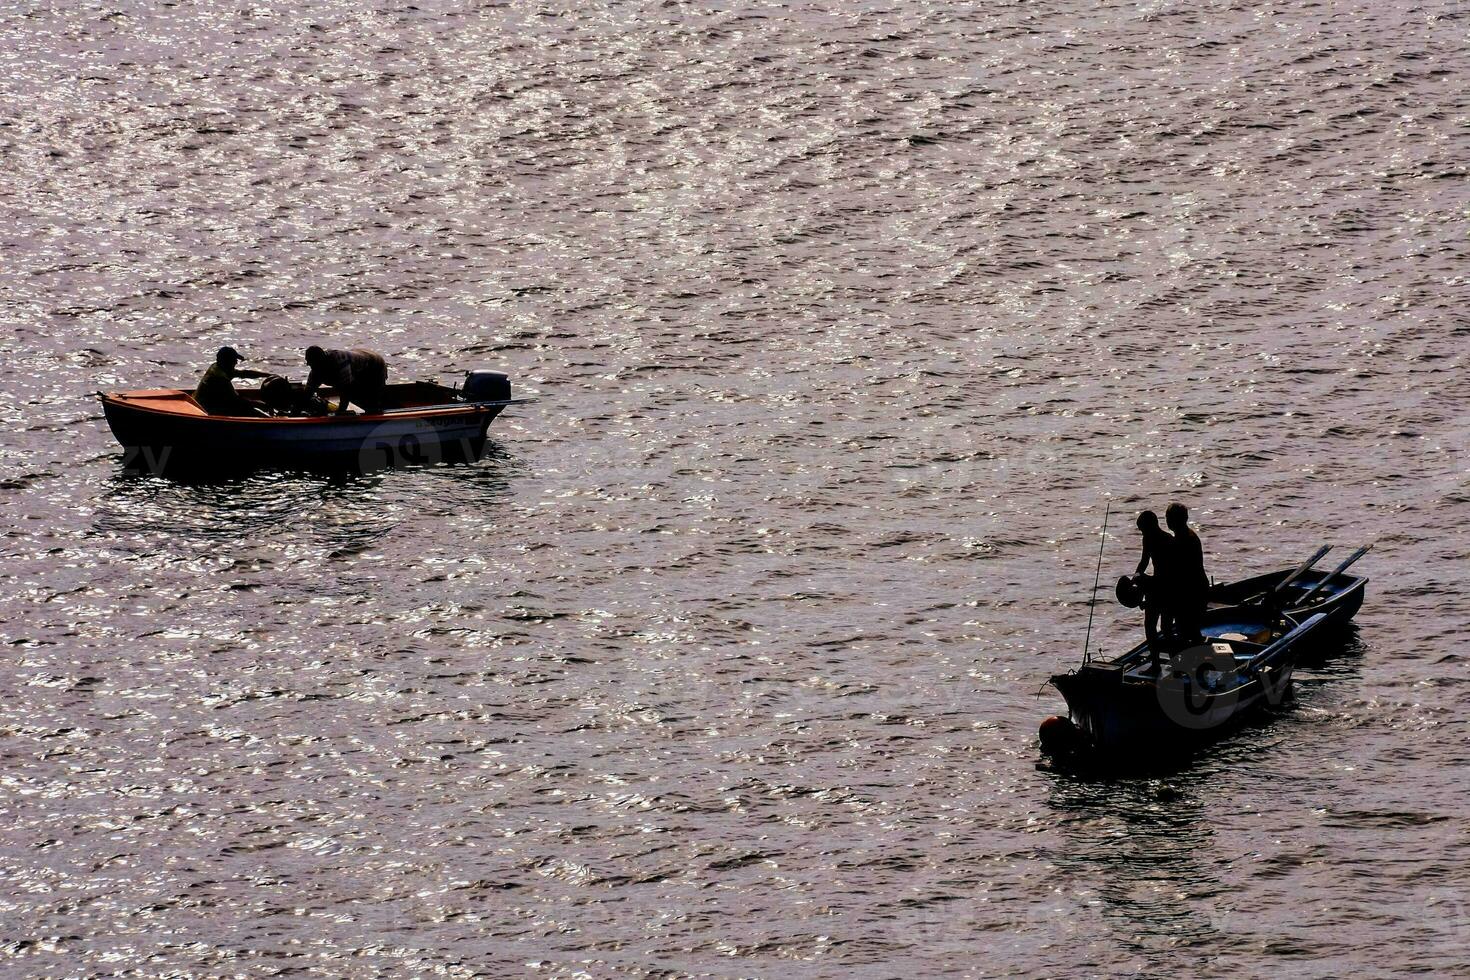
[2,1,1469,976]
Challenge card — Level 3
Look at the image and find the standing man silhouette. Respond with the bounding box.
[1134,510,1177,666]
[1166,503,1210,642]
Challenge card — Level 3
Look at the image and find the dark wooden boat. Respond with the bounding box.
[1049,607,1329,755]
[1208,564,1366,628]
[1044,551,1369,760]
[99,371,529,471]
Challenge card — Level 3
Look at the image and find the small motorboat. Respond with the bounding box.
[1047,606,1329,757]
[1042,545,1370,763]
[99,370,530,472]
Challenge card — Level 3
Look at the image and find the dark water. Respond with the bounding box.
[3,1,1469,975]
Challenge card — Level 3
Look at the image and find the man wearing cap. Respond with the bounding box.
[304,346,388,415]
[193,346,269,416]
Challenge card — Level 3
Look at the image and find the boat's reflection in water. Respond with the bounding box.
[94,441,521,559]
[1291,625,1368,678]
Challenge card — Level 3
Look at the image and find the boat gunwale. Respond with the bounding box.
[99,389,528,426]
[1059,610,1325,697]
[1209,568,1368,608]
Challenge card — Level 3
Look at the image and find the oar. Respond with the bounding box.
[1294,543,1373,607]
[1246,544,1331,606]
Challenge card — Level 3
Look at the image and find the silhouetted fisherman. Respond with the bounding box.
[192,346,268,416]
[304,346,388,415]
[1166,502,1210,642]
[1133,509,1177,665]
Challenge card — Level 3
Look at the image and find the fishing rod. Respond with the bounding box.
[1081,500,1111,665]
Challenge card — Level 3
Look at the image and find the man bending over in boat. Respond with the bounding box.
[193,346,269,416]
[304,346,388,415]
[1132,510,1178,665]
[1166,503,1210,642]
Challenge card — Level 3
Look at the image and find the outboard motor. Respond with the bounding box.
[1038,715,1091,766]
[462,370,511,403]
